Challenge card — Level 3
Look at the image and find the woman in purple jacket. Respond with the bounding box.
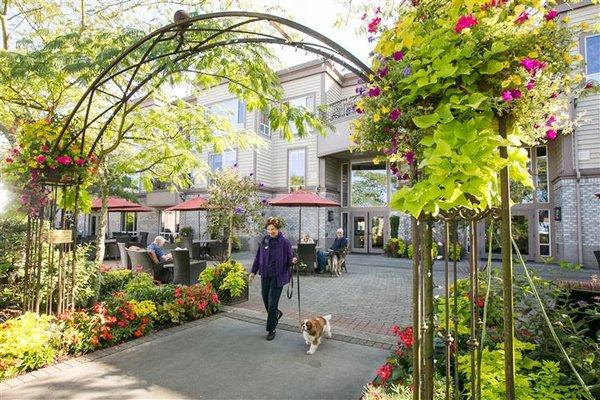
[249,217,296,340]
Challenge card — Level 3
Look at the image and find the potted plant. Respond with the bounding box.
[199,259,248,305]
[179,226,194,254]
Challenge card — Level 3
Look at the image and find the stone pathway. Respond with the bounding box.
[1,315,387,400]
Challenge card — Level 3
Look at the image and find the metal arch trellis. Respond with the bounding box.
[24,9,524,400]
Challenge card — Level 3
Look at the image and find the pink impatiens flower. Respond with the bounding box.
[41,145,49,152]
[511,89,522,99]
[455,15,478,33]
[546,129,557,140]
[404,151,415,164]
[526,80,536,90]
[544,9,558,21]
[368,87,381,97]
[367,17,381,33]
[546,115,556,126]
[35,155,46,164]
[521,58,546,75]
[515,12,529,24]
[502,90,514,102]
[75,157,86,166]
[56,155,72,165]
[393,51,404,61]
[584,81,595,89]
[377,67,389,78]
[389,108,402,121]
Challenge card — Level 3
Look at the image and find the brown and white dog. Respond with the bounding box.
[301,315,332,354]
[330,253,342,277]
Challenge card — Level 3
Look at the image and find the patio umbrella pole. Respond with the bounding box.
[298,207,302,243]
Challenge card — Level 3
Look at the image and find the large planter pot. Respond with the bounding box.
[222,284,249,306]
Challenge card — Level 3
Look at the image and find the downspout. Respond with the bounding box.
[571,97,584,265]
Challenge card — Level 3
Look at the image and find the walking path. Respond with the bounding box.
[1,315,386,399]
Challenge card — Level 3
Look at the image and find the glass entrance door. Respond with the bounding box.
[484,211,535,261]
[352,213,367,253]
[350,212,387,254]
[368,213,386,254]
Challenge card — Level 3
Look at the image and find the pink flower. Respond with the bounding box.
[585,81,595,89]
[377,364,393,382]
[455,15,478,33]
[393,51,404,61]
[511,89,522,99]
[35,155,46,164]
[41,145,49,152]
[526,80,536,90]
[368,87,381,97]
[544,9,558,21]
[56,155,72,165]
[377,67,389,78]
[389,109,402,121]
[367,17,381,33]
[515,12,529,24]
[546,115,556,126]
[502,90,514,102]
[520,58,546,75]
[546,129,557,140]
[404,151,415,165]
[361,13,367,20]
[75,157,86,166]
[355,107,363,114]
[550,92,558,98]
[5,157,13,163]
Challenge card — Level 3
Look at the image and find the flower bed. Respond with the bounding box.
[364,273,600,399]
[0,270,220,380]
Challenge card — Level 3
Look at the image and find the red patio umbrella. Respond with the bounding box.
[164,196,211,238]
[269,191,340,242]
[91,197,146,211]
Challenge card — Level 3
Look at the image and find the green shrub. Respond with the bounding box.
[99,269,133,300]
[179,226,194,238]
[149,284,176,305]
[123,273,156,301]
[407,244,413,259]
[0,313,60,379]
[200,259,247,302]
[448,242,463,261]
[389,215,400,239]
[385,238,401,257]
[231,236,242,252]
[559,260,582,271]
[57,310,100,355]
[397,240,407,257]
[403,243,438,260]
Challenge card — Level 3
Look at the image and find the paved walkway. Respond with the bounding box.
[1,315,386,399]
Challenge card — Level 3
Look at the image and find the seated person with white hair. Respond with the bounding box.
[316,228,348,274]
[147,235,173,263]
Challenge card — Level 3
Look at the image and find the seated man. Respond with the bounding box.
[147,235,173,264]
[316,228,348,274]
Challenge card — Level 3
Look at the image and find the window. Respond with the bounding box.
[159,210,179,242]
[209,99,246,127]
[585,35,600,81]
[538,209,551,257]
[288,95,315,134]
[351,162,388,207]
[535,146,548,203]
[259,110,271,136]
[209,150,237,171]
[288,148,306,190]
[120,212,137,233]
[341,163,349,207]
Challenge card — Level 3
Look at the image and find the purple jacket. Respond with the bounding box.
[251,233,293,288]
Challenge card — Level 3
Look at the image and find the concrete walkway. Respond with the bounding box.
[1,315,386,400]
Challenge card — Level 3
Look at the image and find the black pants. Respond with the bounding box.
[261,275,283,332]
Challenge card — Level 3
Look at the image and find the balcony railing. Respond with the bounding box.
[324,95,359,122]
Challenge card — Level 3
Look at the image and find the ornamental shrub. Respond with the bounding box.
[200,259,247,302]
[0,313,60,379]
[99,269,133,300]
[385,238,401,257]
[57,310,101,355]
[123,272,156,301]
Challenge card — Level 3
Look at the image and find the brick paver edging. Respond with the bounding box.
[0,314,222,391]
[223,311,394,351]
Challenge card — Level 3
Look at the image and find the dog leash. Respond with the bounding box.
[286,260,302,330]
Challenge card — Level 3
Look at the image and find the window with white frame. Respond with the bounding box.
[538,209,551,257]
[120,212,137,233]
[209,149,237,171]
[209,99,246,127]
[288,148,306,190]
[288,95,315,134]
[159,210,179,241]
[585,35,600,81]
[259,109,271,136]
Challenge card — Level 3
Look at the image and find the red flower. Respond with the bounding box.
[367,17,382,33]
[197,300,208,312]
[544,9,558,21]
[5,157,13,163]
[134,330,142,338]
[177,299,184,305]
[56,155,73,165]
[210,292,219,304]
[104,332,113,341]
[399,326,414,348]
[585,81,595,89]
[455,15,478,33]
[75,157,86,166]
[515,11,529,24]
[90,336,99,346]
[377,364,393,382]
[35,155,46,164]
[476,297,485,308]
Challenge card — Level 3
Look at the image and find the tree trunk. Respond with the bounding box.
[93,166,109,300]
[422,218,434,399]
[227,213,234,259]
[411,215,422,400]
[1,0,9,51]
